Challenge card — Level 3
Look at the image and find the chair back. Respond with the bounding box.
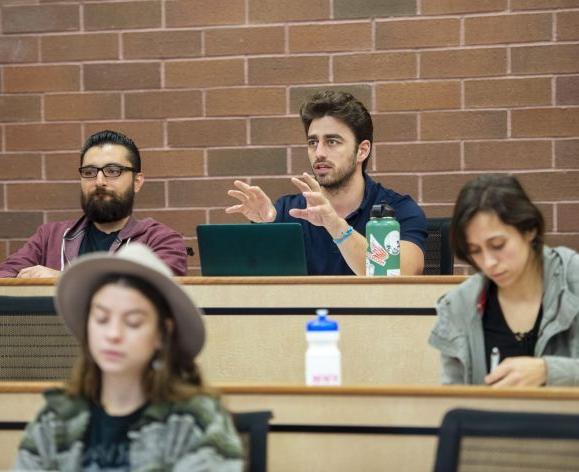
[424,217,454,275]
[0,296,78,380]
[233,410,273,472]
[434,408,579,472]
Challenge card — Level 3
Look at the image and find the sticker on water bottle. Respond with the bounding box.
[367,234,388,266]
[384,231,400,256]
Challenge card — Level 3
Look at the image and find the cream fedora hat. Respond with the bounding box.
[56,243,205,359]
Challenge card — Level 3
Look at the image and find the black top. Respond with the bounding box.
[483,282,543,373]
[79,223,120,256]
[274,174,427,275]
[82,402,147,471]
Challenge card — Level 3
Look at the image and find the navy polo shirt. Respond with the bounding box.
[274,174,427,275]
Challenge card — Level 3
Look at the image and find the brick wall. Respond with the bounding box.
[0,0,578,275]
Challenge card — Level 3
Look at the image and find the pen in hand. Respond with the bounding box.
[490,346,500,372]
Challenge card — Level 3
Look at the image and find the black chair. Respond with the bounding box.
[424,217,454,275]
[0,296,78,380]
[232,410,273,472]
[434,408,579,472]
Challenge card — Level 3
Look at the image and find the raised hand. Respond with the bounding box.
[287,173,339,228]
[225,180,277,223]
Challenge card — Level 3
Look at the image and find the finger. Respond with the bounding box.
[485,362,510,386]
[233,180,253,192]
[302,191,327,205]
[300,172,322,191]
[288,208,309,220]
[225,204,244,214]
[291,177,312,193]
[227,190,249,203]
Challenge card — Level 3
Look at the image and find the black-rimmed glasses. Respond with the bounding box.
[79,164,137,179]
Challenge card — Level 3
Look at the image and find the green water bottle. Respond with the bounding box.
[365,203,400,276]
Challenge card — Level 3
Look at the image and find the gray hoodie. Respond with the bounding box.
[429,246,579,386]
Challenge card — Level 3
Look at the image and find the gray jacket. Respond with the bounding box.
[429,246,579,386]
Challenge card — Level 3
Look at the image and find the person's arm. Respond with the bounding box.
[225,180,276,222]
[0,225,52,278]
[141,224,188,276]
[400,240,424,276]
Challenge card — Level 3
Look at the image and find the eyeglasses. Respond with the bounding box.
[78,164,137,179]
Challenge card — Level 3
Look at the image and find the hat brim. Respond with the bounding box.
[56,253,205,359]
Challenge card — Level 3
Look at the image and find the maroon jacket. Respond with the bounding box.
[0,215,187,277]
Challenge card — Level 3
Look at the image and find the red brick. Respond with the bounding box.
[84,1,161,30]
[558,203,579,232]
[465,13,551,45]
[422,0,507,14]
[289,85,371,114]
[8,240,29,255]
[249,0,329,22]
[334,0,416,19]
[555,139,579,168]
[208,209,247,224]
[423,174,477,203]
[465,78,551,108]
[250,177,299,202]
[0,212,43,239]
[45,93,121,121]
[41,33,118,62]
[421,48,507,78]
[84,63,160,91]
[545,233,579,253]
[166,0,245,27]
[0,154,42,179]
[140,150,204,178]
[208,148,287,176]
[123,30,201,60]
[7,182,78,210]
[422,111,507,140]
[0,242,5,262]
[0,36,38,63]
[206,88,286,117]
[373,114,418,142]
[512,45,579,74]
[3,65,80,93]
[205,26,284,56]
[249,56,329,85]
[169,178,234,207]
[376,81,460,111]
[0,95,41,122]
[289,146,311,174]
[1,4,79,33]
[537,203,555,232]
[512,0,579,10]
[133,209,205,237]
[518,171,579,201]
[421,204,455,219]
[133,181,166,209]
[464,140,552,170]
[374,143,460,172]
[5,124,81,152]
[376,19,459,49]
[83,122,164,149]
[44,152,80,180]
[557,11,579,40]
[334,52,416,82]
[125,91,203,119]
[512,108,579,138]
[45,211,83,223]
[165,59,244,88]
[168,120,247,147]
[289,23,371,53]
[556,76,579,105]
[250,117,304,145]
[372,174,420,200]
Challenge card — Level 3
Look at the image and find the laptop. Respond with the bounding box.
[197,223,308,276]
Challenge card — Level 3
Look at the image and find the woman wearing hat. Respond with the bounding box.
[14,244,243,471]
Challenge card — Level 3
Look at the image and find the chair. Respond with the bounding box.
[433,408,579,472]
[0,296,78,380]
[232,410,273,472]
[424,217,454,275]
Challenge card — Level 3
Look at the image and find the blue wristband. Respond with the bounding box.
[333,226,354,245]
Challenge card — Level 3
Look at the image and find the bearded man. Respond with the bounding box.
[0,130,187,277]
[226,91,426,275]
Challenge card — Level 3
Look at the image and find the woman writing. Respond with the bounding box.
[15,243,243,470]
[429,175,579,387]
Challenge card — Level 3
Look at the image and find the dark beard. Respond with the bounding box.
[81,187,134,223]
[313,153,358,192]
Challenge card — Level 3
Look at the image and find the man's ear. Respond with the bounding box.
[133,172,145,193]
[357,140,371,164]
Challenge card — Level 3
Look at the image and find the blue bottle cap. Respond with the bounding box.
[307,309,338,331]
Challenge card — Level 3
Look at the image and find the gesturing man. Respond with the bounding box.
[226,91,427,275]
[0,130,187,277]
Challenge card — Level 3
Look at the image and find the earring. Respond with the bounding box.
[151,351,163,371]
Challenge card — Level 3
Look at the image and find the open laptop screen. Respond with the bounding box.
[197,223,308,276]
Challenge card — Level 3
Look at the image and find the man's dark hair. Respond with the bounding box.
[451,174,545,269]
[80,130,141,172]
[299,90,373,172]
